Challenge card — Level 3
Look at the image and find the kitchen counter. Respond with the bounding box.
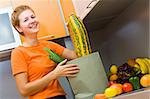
[113,88,150,99]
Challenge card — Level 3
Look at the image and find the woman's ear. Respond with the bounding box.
[15,26,23,33]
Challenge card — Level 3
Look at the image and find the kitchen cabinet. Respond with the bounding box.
[0,0,11,8]
[11,0,67,40]
[60,0,75,21]
[83,0,136,32]
[72,0,99,20]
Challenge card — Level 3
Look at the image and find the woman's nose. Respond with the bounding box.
[29,18,36,23]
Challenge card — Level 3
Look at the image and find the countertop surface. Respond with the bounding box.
[113,88,150,99]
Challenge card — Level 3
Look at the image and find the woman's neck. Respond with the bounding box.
[23,37,39,47]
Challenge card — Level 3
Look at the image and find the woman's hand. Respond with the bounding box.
[53,59,80,78]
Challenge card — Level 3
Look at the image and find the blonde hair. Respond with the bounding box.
[11,5,34,35]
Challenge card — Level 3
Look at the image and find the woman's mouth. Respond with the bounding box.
[29,22,39,29]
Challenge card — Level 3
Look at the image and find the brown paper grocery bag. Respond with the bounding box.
[67,52,108,99]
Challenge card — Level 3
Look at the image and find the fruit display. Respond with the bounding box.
[94,57,150,98]
[109,58,150,84]
[68,14,92,57]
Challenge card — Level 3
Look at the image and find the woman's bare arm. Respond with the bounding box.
[14,59,79,97]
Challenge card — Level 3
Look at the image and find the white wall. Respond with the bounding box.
[89,0,149,71]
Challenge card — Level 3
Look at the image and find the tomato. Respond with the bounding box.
[122,83,133,92]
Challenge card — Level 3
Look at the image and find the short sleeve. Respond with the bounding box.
[46,41,65,56]
[11,48,28,76]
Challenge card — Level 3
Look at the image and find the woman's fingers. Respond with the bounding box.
[66,69,80,74]
[56,61,80,77]
[63,64,80,77]
[63,64,78,68]
[66,73,79,77]
[64,65,80,71]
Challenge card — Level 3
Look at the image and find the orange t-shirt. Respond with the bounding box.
[11,40,65,99]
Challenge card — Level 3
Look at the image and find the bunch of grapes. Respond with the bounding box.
[116,63,136,84]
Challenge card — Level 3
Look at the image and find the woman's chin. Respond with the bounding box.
[31,29,39,33]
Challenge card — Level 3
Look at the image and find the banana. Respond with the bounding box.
[134,64,140,69]
[135,58,149,74]
[134,64,141,74]
[143,58,150,74]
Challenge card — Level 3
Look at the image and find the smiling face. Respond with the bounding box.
[16,9,40,37]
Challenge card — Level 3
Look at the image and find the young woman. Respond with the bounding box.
[11,5,80,99]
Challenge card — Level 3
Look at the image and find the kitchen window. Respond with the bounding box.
[0,7,21,51]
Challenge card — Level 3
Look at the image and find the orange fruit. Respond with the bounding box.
[110,83,123,95]
[140,74,150,87]
[127,58,136,66]
[94,94,106,99]
[109,74,118,81]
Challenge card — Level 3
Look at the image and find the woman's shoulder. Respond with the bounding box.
[11,46,28,54]
[11,46,24,56]
[40,40,57,46]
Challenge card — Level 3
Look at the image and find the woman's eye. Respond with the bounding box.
[31,16,35,19]
[24,19,28,22]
